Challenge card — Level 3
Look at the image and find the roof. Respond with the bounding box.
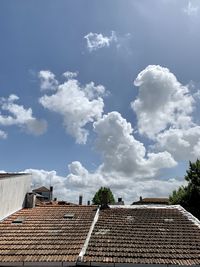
[84,205,200,265]
[32,186,50,192]
[132,197,169,205]
[0,205,97,264]
[0,173,30,179]
[0,205,200,266]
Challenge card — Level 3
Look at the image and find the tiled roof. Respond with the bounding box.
[0,204,200,266]
[132,197,169,205]
[32,186,50,192]
[0,173,29,179]
[84,206,200,265]
[0,205,97,263]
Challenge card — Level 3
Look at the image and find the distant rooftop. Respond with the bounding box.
[0,173,30,179]
[132,197,169,205]
[32,186,50,192]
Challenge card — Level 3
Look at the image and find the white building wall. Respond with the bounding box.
[0,174,31,220]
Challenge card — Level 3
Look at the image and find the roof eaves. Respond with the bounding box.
[77,262,200,267]
[0,261,76,266]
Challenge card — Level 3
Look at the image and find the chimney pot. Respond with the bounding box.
[87,200,90,205]
[140,196,142,202]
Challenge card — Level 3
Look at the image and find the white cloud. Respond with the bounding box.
[38,70,58,91]
[0,130,7,139]
[132,65,200,162]
[155,126,200,161]
[84,31,117,52]
[63,71,78,80]
[183,1,199,16]
[93,112,176,177]
[132,65,194,139]
[66,112,180,202]
[24,112,185,204]
[0,94,47,136]
[39,72,106,144]
[26,165,184,204]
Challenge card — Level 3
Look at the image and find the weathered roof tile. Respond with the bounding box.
[84,206,200,265]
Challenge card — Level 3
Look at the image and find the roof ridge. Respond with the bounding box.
[77,207,100,262]
[109,204,179,209]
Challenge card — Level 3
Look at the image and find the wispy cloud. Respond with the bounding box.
[38,70,58,91]
[183,1,199,16]
[0,130,7,139]
[84,31,117,52]
[63,71,78,80]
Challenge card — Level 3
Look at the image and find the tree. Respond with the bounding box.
[169,159,200,218]
[92,187,115,206]
[169,186,188,206]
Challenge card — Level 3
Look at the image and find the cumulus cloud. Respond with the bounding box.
[132,65,200,162]
[39,71,106,144]
[27,166,184,204]
[23,111,183,203]
[84,31,117,52]
[65,112,180,202]
[93,112,176,177]
[27,168,99,204]
[155,127,200,161]
[21,110,189,204]
[183,1,199,16]
[0,95,47,136]
[38,70,58,91]
[132,65,194,139]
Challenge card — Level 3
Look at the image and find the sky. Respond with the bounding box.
[1,0,200,204]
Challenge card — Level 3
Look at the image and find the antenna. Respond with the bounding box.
[49,175,52,188]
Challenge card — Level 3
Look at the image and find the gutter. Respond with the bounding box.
[77,207,100,263]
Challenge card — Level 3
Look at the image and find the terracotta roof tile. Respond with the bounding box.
[84,207,200,265]
[0,205,97,263]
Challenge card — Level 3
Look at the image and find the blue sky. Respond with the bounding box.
[1,0,200,203]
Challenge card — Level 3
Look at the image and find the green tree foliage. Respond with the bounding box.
[92,187,115,205]
[169,159,200,218]
[169,186,188,206]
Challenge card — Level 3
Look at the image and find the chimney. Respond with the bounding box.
[87,200,90,205]
[140,196,142,202]
[79,195,83,205]
[118,197,122,202]
[26,193,36,208]
[49,186,53,201]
